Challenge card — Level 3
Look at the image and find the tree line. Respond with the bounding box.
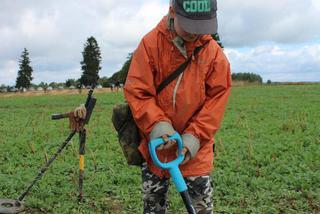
[1,33,264,92]
[231,72,263,83]
[8,36,101,92]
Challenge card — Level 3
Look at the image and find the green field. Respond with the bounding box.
[0,85,319,214]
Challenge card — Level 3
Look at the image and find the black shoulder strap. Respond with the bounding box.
[156,41,209,95]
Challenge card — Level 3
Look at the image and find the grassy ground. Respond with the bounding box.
[0,85,319,213]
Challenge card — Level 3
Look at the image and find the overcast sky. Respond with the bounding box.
[0,0,319,85]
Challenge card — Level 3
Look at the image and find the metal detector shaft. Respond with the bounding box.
[17,131,77,202]
[78,130,86,202]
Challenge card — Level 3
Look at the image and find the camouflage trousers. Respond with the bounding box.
[141,162,213,214]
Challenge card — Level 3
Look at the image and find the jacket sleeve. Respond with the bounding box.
[124,39,175,140]
[182,45,232,158]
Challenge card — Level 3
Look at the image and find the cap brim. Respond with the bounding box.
[176,13,218,35]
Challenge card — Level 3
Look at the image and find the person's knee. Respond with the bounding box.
[186,176,214,213]
[142,163,169,213]
[143,194,167,214]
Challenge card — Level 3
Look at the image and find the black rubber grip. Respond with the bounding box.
[180,190,197,214]
[51,113,69,120]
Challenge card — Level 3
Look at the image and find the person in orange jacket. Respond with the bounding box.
[124,0,231,214]
[73,0,231,212]
[124,0,231,213]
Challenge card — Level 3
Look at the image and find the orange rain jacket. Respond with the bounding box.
[124,16,231,177]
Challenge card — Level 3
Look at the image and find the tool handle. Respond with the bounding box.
[169,166,187,192]
[149,132,184,170]
[149,132,196,213]
[51,113,69,120]
[149,132,187,192]
[180,190,197,214]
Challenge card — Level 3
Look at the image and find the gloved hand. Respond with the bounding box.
[177,147,191,165]
[156,134,176,150]
[69,104,86,132]
[157,134,191,165]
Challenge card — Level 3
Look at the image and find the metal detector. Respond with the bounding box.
[0,87,96,214]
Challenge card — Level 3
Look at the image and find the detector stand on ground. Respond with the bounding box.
[0,87,96,214]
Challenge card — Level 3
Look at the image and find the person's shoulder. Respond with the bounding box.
[141,30,158,46]
[201,36,219,50]
[132,27,160,59]
[200,36,228,63]
[140,16,167,48]
[140,28,161,51]
[204,37,224,55]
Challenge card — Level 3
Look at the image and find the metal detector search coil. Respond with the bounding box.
[0,199,24,214]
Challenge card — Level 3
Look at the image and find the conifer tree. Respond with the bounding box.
[80,36,102,86]
[16,48,33,89]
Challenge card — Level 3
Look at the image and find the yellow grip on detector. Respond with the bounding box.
[79,155,84,170]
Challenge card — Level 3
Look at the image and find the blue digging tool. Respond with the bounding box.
[149,132,197,214]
